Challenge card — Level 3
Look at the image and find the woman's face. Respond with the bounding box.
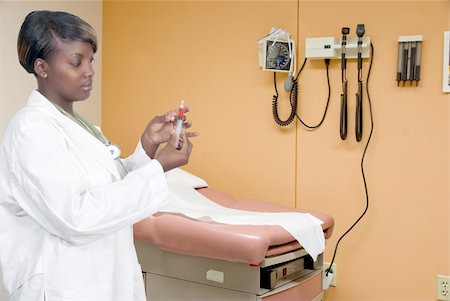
[44,39,95,104]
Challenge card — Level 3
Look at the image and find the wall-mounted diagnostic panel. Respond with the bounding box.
[305,36,371,60]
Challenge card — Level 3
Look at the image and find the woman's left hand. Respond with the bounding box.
[141,107,198,159]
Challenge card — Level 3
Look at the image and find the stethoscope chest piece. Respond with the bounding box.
[107,144,121,160]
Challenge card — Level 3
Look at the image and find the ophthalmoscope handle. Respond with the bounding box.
[340,82,348,140]
[355,81,363,142]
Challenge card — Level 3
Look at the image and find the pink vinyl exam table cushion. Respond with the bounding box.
[133,188,334,266]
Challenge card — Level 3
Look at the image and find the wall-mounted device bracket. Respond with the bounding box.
[305,36,371,60]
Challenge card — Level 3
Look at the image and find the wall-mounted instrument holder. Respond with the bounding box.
[397,35,422,86]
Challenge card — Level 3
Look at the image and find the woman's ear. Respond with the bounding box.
[34,58,48,79]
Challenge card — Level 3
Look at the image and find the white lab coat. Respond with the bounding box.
[0,90,169,300]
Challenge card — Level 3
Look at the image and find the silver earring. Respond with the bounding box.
[42,73,47,79]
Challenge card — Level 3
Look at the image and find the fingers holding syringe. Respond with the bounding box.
[174,105,199,143]
[182,119,200,138]
[181,106,200,133]
[154,133,192,172]
[178,131,193,154]
[176,125,200,153]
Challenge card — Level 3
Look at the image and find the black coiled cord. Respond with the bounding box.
[272,58,330,129]
[272,72,297,126]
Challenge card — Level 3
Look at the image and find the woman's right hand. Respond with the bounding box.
[141,111,177,159]
[154,130,193,172]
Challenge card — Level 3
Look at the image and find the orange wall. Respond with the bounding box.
[102,1,449,300]
[102,1,298,207]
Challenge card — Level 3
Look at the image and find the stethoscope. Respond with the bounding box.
[51,101,128,173]
[76,115,122,160]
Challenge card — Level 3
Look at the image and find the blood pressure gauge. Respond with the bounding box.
[265,41,292,72]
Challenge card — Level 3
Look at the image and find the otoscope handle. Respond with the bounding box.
[340,82,348,140]
[355,81,363,142]
[357,51,362,70]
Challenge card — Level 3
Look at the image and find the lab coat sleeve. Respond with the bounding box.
[120,140,152,172]
[9,120,169,246]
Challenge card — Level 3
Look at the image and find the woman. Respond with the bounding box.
[0,10,197,300]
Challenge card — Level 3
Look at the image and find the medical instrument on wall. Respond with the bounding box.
[340,27,350,140]
[259,28,333,128]
[258,28,298,126]
[175,100,185,150]
[301,32,373,132]
[355,24,365,142]
[304,27,375,140]
[396,35,422,86]
[258,28,296,75]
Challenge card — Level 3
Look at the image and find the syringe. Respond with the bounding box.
[175,100,185,149]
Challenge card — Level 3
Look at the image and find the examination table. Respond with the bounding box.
[134,187,334,301]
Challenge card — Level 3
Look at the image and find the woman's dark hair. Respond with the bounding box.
[17,10,97,75]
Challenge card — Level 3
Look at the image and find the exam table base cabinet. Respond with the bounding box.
[136,243,325,301]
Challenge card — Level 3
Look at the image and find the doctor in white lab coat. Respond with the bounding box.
[0,10,197,300]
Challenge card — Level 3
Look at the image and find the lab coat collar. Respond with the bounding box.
[27,90,121,179]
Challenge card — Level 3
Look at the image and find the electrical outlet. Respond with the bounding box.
[323,262,337,287]
[437,275,450,301]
